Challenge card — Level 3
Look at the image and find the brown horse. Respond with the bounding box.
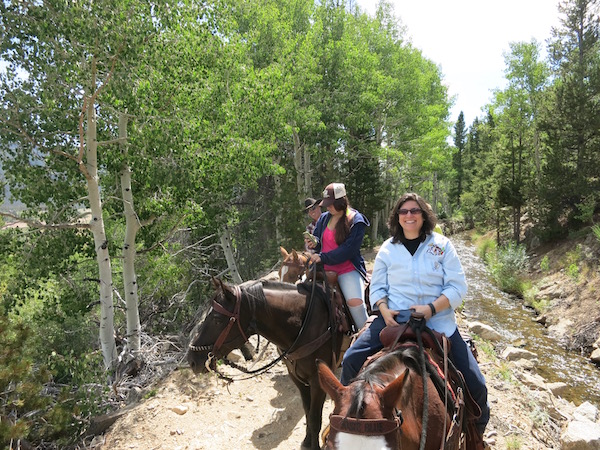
[317,344,463,450]
[187,278,343,450]
[279,246,310,283]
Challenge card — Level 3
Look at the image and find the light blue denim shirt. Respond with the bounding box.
[369,232,467,336]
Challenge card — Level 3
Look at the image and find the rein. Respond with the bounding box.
[197,270,332,382]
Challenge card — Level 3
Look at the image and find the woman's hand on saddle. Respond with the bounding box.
[410,303,434,320]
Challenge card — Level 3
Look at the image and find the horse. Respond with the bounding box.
[187,278,344,450]
[279,246,310,283]
[317,341,465,450]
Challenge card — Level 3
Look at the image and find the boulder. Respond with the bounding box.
[501,346,538,361]
[467,322,503,341]
[560,402,600,450]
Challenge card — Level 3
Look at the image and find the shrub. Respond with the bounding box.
[593,224,600,243]
[540,255,550,272]
[488,242,529,297]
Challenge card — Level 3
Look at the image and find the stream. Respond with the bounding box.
[454,234,600,408]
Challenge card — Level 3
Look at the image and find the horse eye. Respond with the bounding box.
[213,315,225,326]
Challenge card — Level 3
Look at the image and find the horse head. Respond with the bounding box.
[279,246,309,283]
[317,360,408,450]
[187,278,252,374]
[318,345,453,450]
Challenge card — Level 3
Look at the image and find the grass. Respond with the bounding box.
[505,435,522,449]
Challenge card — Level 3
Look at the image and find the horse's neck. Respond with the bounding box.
[400,371,448,450]
[254,287,307,348]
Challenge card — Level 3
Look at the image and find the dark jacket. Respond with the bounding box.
[312,209,370,278]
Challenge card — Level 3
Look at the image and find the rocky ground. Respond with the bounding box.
[83,232,600,450]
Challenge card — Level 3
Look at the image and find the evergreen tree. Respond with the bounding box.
[451,111,467,208]
[540,0,600,237]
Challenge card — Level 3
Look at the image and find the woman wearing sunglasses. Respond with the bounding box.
[340,192,489,440]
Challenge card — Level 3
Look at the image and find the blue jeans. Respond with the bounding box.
[341,313,489,433]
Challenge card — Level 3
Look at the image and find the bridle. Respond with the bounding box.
[188,285,251,360]
[189,274,335,380]
[326,412,403,449]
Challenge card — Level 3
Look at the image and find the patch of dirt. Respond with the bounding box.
[92,331,562,450]
[90,235,600,450]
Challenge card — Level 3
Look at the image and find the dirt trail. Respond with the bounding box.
[95,328,561,450]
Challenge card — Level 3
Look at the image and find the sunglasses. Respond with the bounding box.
[398,208,422,215]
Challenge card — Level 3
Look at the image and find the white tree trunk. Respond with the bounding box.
[119,113,141,356]
[303,145,312,197]
[371,210,379,243]
[220,227,243,283]
[292,128,304,197]
[86,84,117,370]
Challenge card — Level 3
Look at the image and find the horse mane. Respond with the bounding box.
[347,345,450,418]
[260,280,299,291]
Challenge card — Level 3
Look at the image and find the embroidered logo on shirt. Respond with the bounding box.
[427,243,445,256]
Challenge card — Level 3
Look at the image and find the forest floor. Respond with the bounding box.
[87,232,600,450]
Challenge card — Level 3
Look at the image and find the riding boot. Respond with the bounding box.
[348,304,368,331]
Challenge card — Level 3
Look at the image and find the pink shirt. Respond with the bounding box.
[322,226,355,274]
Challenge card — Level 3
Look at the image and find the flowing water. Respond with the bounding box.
[454,234,600,408]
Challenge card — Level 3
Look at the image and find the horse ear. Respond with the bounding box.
[291,249,298,260]
[381,368,409,410]
[317,360,345,403]
[280,246,289,258]
[211,277,223,291]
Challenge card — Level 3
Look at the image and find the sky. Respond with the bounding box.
[356,0,562,125]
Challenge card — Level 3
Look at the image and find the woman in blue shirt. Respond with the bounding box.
[340,192,489,437]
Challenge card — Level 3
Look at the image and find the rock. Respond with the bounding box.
[561,418,600,449]
[515,371,546,390]
[468,322,503,341]
[560,403,600,449]
[591,348,600,365]
[546,382,569,397]
[534,314,547,325]
[510,358,537,371]
[169,405,189,415]
[501,346,538,361]
[574,401,598,422]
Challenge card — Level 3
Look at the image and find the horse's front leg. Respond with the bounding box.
[306,382,327,450]
[288,375,316,449]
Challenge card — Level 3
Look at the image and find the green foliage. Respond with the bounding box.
[593,224,600,243]
[505,435,522,450]
[485,242,530,297]
[540,255,550,272]
[0,316,107,447]
[472,335,496,359]
[476,236,497,264]
[524,285,550,313]
[567,263,580,281]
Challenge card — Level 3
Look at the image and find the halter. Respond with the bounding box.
[326,412,403,449]
[329,414,403,436]
[188,285,251,357]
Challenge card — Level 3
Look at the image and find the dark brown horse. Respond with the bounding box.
[279,246,310,283]
[187,278,343,450]
[317,344,464,450]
